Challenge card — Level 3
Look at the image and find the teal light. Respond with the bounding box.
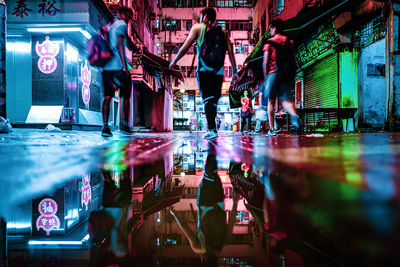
[340,51,358,108]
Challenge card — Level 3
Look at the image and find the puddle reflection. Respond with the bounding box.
[5,135,400,266]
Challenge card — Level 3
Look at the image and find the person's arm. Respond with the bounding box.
[169,24,201,69]
[169,208,204,254]
[226,32,239,83]
[263,47,269,78]
[117,36,128,75]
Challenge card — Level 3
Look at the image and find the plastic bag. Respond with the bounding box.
[0,116,12,133]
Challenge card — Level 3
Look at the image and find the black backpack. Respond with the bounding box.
[199,24,227,70]
[88,25,113,68]
[267,39,297,81]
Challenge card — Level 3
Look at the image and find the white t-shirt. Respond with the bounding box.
[103,19,128,71]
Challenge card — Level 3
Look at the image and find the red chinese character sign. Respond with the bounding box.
[12,0,33,18]
[38,0,61,17]
[36,198,61,236]
[81,174,92,210]
[81,61,91,105]
[35,36,60,74]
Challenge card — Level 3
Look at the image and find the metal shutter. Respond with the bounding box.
[304,54,339,109]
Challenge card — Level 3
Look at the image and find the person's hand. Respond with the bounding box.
[232,72,239,84]
[169,61,176,70]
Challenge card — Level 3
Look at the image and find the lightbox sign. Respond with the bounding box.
[35,36,60,74]
[81,174,92,210]
[35,198,61,236]
[81,61,91,105]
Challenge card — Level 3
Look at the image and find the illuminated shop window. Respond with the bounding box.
[209,0,252,7]
[234,40,250,54]
[270,0,285,16]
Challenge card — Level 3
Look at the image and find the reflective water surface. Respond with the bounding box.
[2,131,400,266]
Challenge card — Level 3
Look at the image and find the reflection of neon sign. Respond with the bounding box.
[81,174,92,210]
[81,61,91,105]
[36,198,61,236]
[35,36,60,74]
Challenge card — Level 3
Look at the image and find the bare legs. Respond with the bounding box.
[102,96,130,126]
[268,99,298,131]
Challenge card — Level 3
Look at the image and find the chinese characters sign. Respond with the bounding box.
[35,36,59,74]
[11,0,61,18]
[36,198,61,236]
[81,61,91,106]
[81,174,92,210]
[296,22,340,67]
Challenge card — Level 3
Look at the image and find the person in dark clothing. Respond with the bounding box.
[169,7,239,139]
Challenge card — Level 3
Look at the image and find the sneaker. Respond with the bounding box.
[120,124,133,134]
[203,130,218,139]
[267,130,277,137]
[101,126,113,137]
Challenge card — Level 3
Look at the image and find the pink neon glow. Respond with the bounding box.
[35,36,60,74]
[81,61,91,105]
[81,174,92,210]
[36,198,61,236]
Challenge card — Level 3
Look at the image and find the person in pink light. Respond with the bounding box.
[169,7,239,140]
[262,19,300,137]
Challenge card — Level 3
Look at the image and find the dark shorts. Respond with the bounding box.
[102,70,132,99]
[196,72,224,100]
[262,72,294,104]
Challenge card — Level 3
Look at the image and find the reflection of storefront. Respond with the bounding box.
[5,0,113,127]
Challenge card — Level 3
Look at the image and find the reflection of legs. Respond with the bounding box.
[268,99,275,131]
[246,117,252,131]
[240,117,246,132]
[102,96,112,124]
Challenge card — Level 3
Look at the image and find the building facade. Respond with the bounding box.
[157,0,254,131]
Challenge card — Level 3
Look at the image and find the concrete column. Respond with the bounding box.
[387,1,400,130]
[0,218,6,267]
[0,1,6,118]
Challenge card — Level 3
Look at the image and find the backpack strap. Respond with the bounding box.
[197,23,206,47]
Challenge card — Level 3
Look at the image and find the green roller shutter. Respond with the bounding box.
[304,54,339,109]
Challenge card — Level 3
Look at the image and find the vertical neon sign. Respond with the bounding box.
[81,61,91,105]
[81,174,92,210]
[35,36,60,74]
[36,198,61,236]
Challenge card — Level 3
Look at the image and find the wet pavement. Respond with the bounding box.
[1,129,400,266]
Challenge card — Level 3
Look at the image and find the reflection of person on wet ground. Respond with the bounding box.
[170,144,239,266]
[89,169,136,267]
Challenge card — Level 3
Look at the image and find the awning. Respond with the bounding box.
[131,51,183,92]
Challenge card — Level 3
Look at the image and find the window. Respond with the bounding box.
[234,40,250,54]
[162,19,181,31]
[209,0,252,7]
[186,20,193,31]
[270,0,285,17]
[162,0,206,7]
[223,20,252,31]
[180,66,197,78]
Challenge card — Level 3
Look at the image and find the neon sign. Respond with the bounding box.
[81,174,92,210]
[81,61,91,105]
[36,198,60,236]
[35,36,60,74]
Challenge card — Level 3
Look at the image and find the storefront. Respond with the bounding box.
[5,0,114,127]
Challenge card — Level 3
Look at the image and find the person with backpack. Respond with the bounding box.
[240,89,252,133]
[263,19,300,137]
[169,7,239,139]
[100,7,133,137]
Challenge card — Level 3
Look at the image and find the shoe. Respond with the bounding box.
[290,115,300,131]
[267,130,277,137]
[101,126,113,137]
[120,124,133,134]
[203,130,218,139]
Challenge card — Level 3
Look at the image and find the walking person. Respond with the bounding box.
[240,90,252,133]
[169,7,239,139]
[263,19,300,137]
[101,7,133,137]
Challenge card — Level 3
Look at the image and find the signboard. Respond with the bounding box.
[296,21,340,67]
[35,198,61,236]
[81,174,92,210]
[35,36,59,74]
[81,61,91,106]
